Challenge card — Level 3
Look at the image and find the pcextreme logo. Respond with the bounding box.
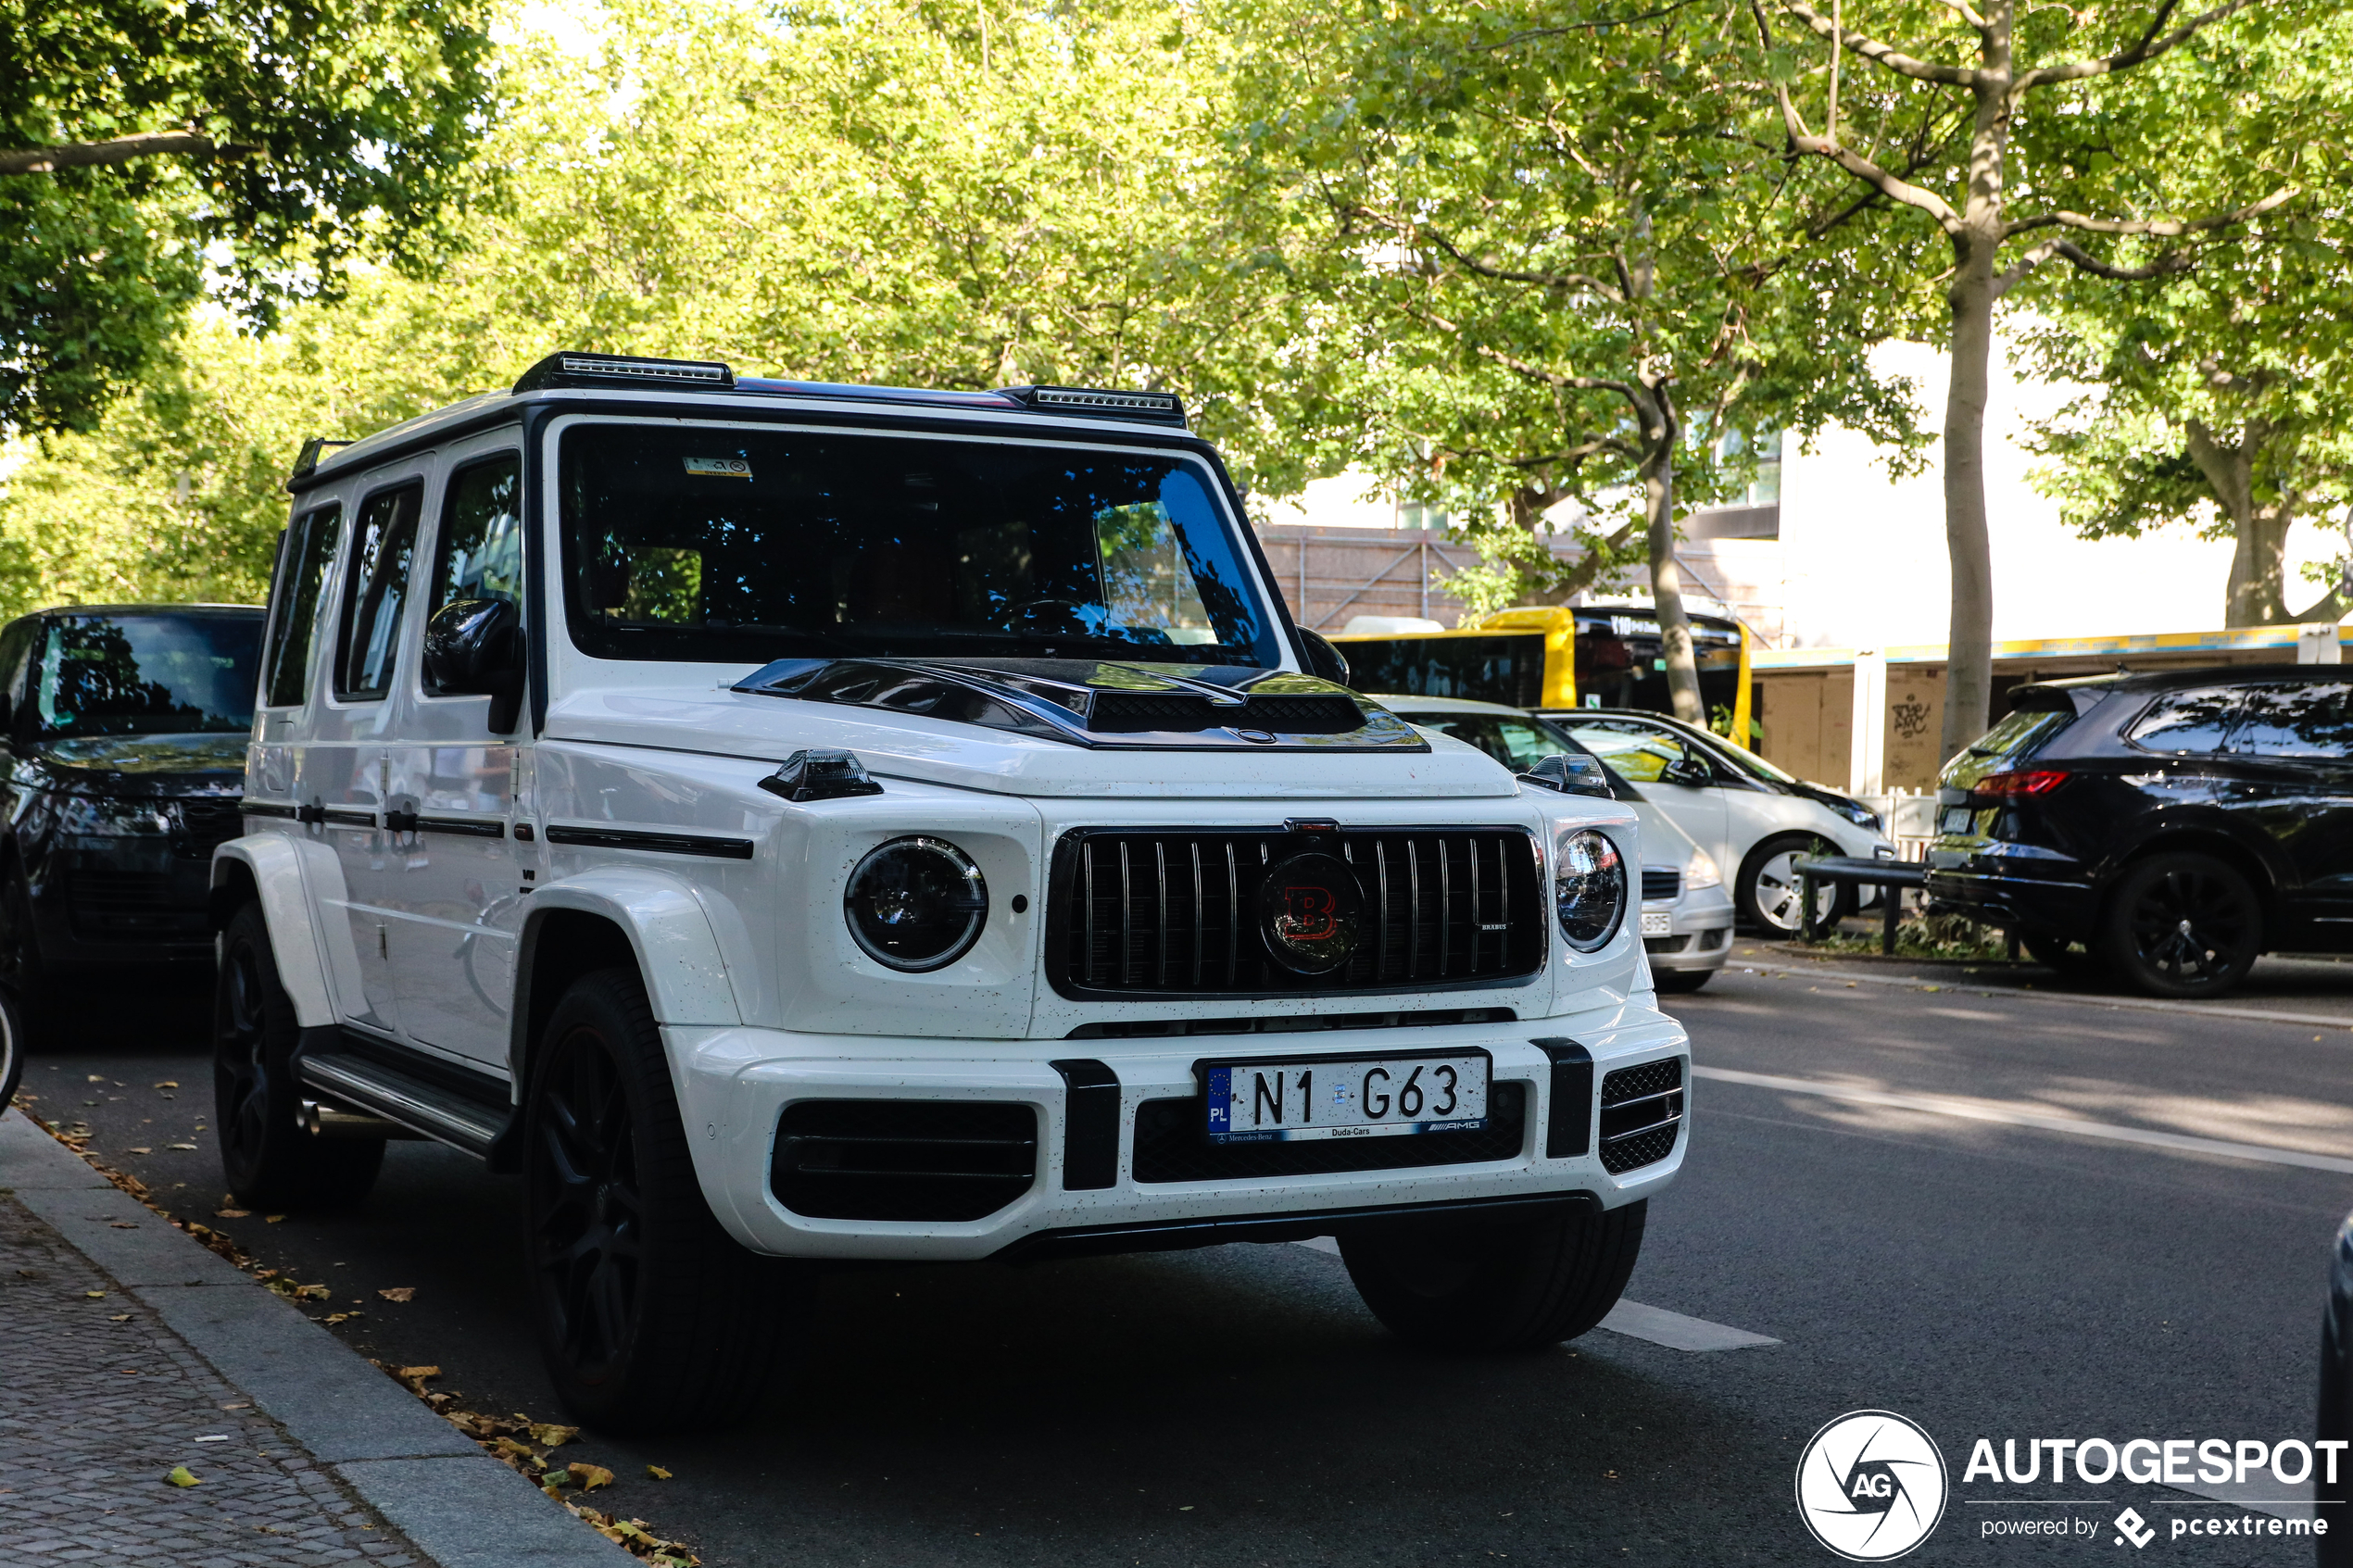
[1796,1410,1951,1562]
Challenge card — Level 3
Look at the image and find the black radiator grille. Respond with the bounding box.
[1641,867,1680,902]
[1133,1080,1527,1183]
[1047,826,1543,997]
[1598,1059,1683,1174]
[66,866,208,940]
[771,1099,1038,1222]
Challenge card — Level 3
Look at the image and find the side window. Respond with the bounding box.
[1567,721,1680,784]
[262,504,344,708]
[336,485,423,701]
[432,455,524,621]
[1491,720,1566,771]
[2233,682,2353,758]
[2126,686,2242,755]
[1417,715,1507,764]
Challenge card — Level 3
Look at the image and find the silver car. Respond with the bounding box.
[1379,696,1736,993]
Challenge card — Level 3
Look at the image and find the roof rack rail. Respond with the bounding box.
[513,352,735,395]
[995,384,1188,428]
[290,437,355,481]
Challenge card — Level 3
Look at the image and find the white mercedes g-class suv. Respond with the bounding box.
[211,351,1691,1433]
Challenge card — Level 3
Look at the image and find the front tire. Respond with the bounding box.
[1737,834,1848,938]
[523,968,805,1435]
[2099,852,2262,998]
[214,903,383,1209]
[0,985,23,1119]
[1340,1199,1646,1352]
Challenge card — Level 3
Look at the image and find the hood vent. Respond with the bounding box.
[734,658,1426,752]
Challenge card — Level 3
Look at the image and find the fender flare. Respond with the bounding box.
[511,868,742,1062]
[211,836,337,1029]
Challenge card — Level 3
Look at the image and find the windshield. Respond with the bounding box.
[31,613,263,740]
[559,423,1280,667]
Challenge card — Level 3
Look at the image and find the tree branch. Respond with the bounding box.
[1752,0,1963,230]
[1993,237,2193,296]
[1929,0,1989,32]
[1419,230,1626,301]
[0,131,259,175]
[2006,185,2297,240]
[2013,0,2259,91]
[1779,0,1977,85]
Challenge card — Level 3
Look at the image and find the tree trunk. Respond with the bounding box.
[1938,227,1999,763]
[1635,381,1705,726]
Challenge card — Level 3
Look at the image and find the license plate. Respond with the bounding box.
[1939,807,1974,834]
[1640,909,1674,936]
[1204,1053,1489,1143]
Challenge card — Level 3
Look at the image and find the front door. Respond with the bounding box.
[2230,679,2353,945]
[381,445,530,1071]
[1563,717,1731,870]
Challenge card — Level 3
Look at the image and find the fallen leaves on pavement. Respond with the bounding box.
[165,1143,197,1151]
[647,1465,673,1481]
[529,1423,580,1448]
[153,1081,177,1089]
[215,1209,249,1219]
[164,1466,199,1487]
[377,1286,415,1302]
[569,1462,615,1491]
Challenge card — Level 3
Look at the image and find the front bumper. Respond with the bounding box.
[671,1007,1689,1262]
[1642,884,1736,974]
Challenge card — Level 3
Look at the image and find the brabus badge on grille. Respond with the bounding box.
[1256,852,1365,974]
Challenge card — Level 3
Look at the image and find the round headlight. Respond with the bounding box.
[1554,828,1627,953]
[844,836,988,972]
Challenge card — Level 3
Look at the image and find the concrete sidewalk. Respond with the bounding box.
[0,1110,629,1568]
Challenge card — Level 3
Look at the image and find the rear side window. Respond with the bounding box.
[2126,687,2241,755]
[1967,705,2071,763]
[433,455,524,617]
[337,485,422,700]
[262,504,343,708]
[2233,682,2353,757]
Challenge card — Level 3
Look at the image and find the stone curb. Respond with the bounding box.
[0,1110,630,1567]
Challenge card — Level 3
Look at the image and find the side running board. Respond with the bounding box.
[295,1031,512,1160]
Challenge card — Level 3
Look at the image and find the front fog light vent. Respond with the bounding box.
[1598,1059,1683,1173]
[845,835,988,971]
[772,1099,1038,1221]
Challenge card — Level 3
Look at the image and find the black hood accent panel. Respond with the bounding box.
[732,659,1428,751]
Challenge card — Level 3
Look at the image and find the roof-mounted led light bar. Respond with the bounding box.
[996,384,1189,428]
[511,352,736,394]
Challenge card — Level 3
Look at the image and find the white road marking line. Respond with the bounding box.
[2159,1480,2318,1522]
[1290,1238,1779,1351]
[1730,960,2353,1032]
[1594,1300,1780,1352]
[1694,1064,2353,1174]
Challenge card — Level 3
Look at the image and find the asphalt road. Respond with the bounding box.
[15,958,2353,1567]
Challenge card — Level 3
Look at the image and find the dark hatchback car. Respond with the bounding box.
[1926,665,2351,997]
[0,606,265,1027]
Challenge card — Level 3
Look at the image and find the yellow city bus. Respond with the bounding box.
[1331,605,1755,743]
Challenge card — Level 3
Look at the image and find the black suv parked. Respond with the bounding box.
[0,606,265,1028]
[1926,665,2351,997]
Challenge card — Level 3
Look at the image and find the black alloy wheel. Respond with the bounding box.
[2100,851,2263,999]
[213,903,383,1208]
[523,969,805,1434]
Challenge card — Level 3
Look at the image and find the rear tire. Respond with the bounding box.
[1340,1199,1646,1352]
[1737,834,1849,937]
[2098,852,2262,998]
[1653,968,1714,995]
[523,967,806,1435]
[214,903,384,1209]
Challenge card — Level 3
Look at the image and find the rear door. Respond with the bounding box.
[2228,679,2353,943]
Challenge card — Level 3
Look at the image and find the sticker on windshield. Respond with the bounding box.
[683,456,752,480]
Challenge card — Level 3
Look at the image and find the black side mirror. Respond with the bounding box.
[1299,628,1351,686]
[1661,754,1712,786]
[423,598,524,734]
[1519,752,1614,798]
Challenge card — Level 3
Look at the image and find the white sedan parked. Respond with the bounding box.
[1534,708,1897,935]
[1378,696,1736,991]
